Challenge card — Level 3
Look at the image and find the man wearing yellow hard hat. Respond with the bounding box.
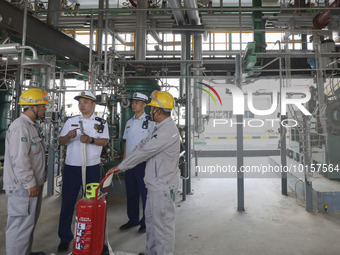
[4,88,50,255]
[108,90,180,255]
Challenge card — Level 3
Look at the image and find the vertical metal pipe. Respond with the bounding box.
[183,64,191,201]
[47,0,60,27]
[194,34,204,134]
[89,11,94,92]
[97,0,104,58]
[277,40,288,195]
[16,0,29,119]
[110,104,115,159]
[236,54,244,211]
[313,35,327,141]
[180,34,186,99]
[303,116,313,212]
[193,34,204,134]
[103,2,109,76]
[167,0,186,25]
[185,32,192,196]
[59,72,65,176]
[183,0,201,25]
[136,0,147,60]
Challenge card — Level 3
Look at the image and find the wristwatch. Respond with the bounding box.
[90,137,95,144]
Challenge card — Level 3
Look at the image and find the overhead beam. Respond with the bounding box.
[0,0,91,68]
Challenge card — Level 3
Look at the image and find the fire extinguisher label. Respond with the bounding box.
[74,217,93,251]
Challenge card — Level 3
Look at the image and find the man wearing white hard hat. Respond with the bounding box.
[57,91,109,252]
[119,92,155,234]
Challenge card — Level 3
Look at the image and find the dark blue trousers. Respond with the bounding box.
[58,164,100,243]
[124,162,147,226]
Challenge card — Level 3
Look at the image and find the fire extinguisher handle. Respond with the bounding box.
[95,172,114,201]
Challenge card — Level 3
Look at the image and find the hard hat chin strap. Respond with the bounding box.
[29,105,40,120]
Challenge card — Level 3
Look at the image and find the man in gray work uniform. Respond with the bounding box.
[4,88,50,255]
[108,90,180,255]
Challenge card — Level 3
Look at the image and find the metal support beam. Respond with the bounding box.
[183,32,192,201]
[0,0,91,67]
[278,40,288,196]
[303,116,313,212]
[195,150,280,157]
[236,54,244,211]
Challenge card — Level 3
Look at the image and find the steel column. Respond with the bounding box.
[136,0,147,61]
[236,54,244,211]
[303,116,313,212]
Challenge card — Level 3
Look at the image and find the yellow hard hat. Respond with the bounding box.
[19,88,51,105]
[86,183,100,199]
[148,91,175,111]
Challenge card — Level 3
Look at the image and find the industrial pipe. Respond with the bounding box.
[313,0,340,29]
[193,34,204,134]
[167,0,186,25]
[183,0,201,25]
[136,0,147,60]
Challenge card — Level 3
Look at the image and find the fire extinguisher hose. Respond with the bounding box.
[96,172,115,255]
[79,120,87,195]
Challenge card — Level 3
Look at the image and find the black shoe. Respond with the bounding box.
[138,225,146,233]
[119,221,138,230]
[30,252,45,255]
[57,242,70,252]
[138,253,145,255]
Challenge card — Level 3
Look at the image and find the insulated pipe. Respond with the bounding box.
[0,43,21,54]
[47,0,60,27]
[183,0,201,25]
[136,0,147,60]
[168,0,187,25]
[103,0,109,77]
[193,34,204,134]
[114,34,131,46]
[180,34,187,99]
[89,12,94,91]
[150,20,163,44]
[97,0,104,57]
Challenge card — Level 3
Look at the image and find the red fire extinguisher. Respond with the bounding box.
[72,173,112,255]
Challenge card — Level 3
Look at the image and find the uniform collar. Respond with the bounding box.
[154,116,172,130]
[21,113,35,125]
[80,113,95,120]
[132,112,146,120]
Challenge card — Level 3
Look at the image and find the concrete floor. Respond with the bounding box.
[1,174,340,254]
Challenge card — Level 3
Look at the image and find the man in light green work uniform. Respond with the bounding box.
[4,88,50,255]
[108,90,180,255]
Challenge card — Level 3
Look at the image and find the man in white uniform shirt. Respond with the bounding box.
[57,91,109,253]
[119,92,155,233]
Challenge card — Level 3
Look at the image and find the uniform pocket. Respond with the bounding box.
[30,136,42,154]
[8,195,30,217]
